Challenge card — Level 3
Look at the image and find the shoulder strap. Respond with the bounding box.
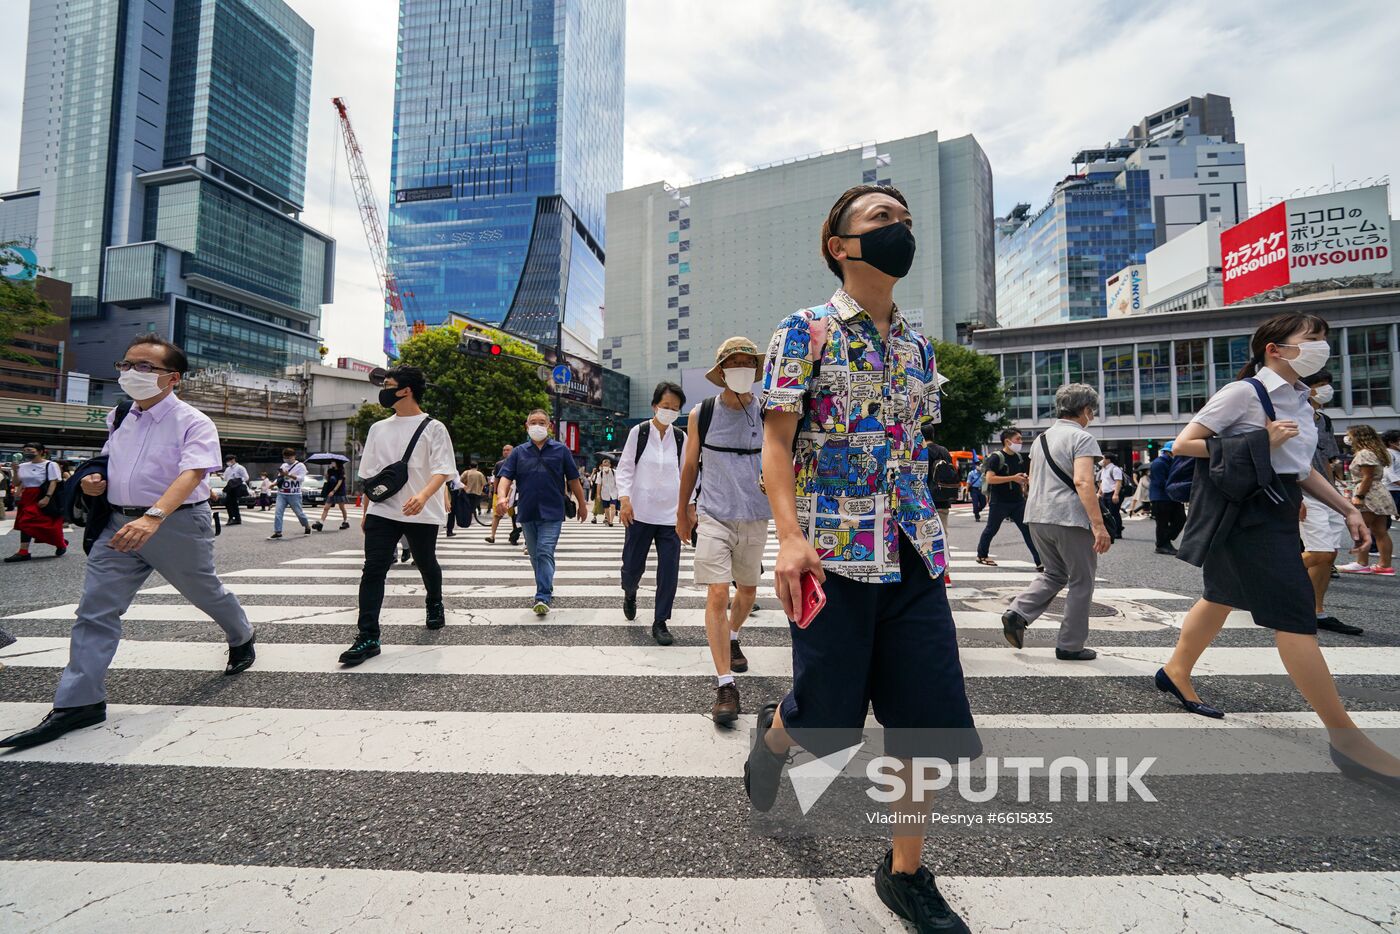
[111,400,133,435]
[1037,433,1077,492]
[401,417,434,462]
[698,396,717,449]
[1243,377,1277,422]
[633,423,648,464]
[673,427,685,458]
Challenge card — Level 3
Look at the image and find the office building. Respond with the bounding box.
[973,289,1399,463]
[0,275,73,403]
[996,94,1246,328]
[4,0,334,396]
[604,132,995,418]
[388,0,624,356]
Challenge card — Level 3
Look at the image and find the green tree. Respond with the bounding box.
[930,340,1009,450]
[0,241,60,365]
[393,326,550,461]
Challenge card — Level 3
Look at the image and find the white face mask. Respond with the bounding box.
[526,424,549,442]
[118,369,164,401]
[1312,384,1335,405]
[1279,340,1329,378]
[723,366,756,393]
[1008,441,1023,454]
[654,407,680,426]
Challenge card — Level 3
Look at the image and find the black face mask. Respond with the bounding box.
[836,221,916,279]
[379,387,405,408]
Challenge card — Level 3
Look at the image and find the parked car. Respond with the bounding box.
[299,476,327,506]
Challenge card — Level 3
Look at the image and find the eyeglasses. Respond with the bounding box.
[114,360,177,374]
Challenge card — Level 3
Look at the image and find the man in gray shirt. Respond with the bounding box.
[1001,383,1113,659]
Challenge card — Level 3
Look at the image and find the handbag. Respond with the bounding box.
[362,418,434,503]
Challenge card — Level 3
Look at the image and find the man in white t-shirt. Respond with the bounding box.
[339,366,457,666]
[268,447,311,539]
[1096,452,1125,541]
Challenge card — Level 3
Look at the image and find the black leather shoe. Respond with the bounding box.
[1001,608,1029,649]
[1330,744,1400,795]
[225,631,256,674]
[3,552,32,562]
[1154,667,1224,719]
[1155,545,1178,556]
[1055,647,1097,660]
[651,620,673,646]
[339,637,381,667]
[623,591,637,621]
[744,702,789,812]
[0,703,107,749]
[312,521,323,531]
[1317,616,1364,636]
[874,849,970,933]
[729,637,748,673]
[425,602,446,630]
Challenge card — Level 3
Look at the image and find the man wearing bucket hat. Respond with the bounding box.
[676,337,771,724]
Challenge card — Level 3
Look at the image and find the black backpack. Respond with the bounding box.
[48,400,133,519]
[632,421,685,463]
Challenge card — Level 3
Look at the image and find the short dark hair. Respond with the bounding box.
[126,333,189,373]
[282,447,297,458]
[1000,429,1022,443]
[1102,452,1117,464]
[1302,369,1334,387]
[820,184,910,280]
[225,454,237,461]
[23,441,45,451]
[384,365,426,402]
[1382,429,1400,447]
[651,381,686,407]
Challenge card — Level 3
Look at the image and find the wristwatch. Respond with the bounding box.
[144,507,168,521]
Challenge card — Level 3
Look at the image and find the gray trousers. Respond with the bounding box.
[1009,523,1098,652]
[55,503,252,707]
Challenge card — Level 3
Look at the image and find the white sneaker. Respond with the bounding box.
[533,601,550,616]
[1336,562,1375,574]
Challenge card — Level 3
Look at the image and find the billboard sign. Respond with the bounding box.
[336,356,379,374]
[1222,203,1290,304]
[1223,185,1393,304]
[1105,264,1146,317]
[541,347,603,407]
[394,185,453,204]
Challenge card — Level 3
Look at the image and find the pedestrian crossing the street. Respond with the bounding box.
[2,518,1398,932]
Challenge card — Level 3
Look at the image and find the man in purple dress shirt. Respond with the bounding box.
[1,335,255,750]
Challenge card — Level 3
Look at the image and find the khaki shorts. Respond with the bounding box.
[694,514,769,587]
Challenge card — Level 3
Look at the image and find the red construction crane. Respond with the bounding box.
[332,96,412,358]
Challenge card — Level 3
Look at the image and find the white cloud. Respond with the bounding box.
[3,0,1398,363]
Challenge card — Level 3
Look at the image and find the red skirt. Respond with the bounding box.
[16,486,68,548]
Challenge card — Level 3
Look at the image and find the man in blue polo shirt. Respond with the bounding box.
[495,409,588,615]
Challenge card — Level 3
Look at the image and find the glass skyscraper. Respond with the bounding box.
[388,0,624,353]
[6,0,333,387]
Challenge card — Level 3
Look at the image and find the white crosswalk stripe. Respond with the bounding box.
[2,516,1396,933]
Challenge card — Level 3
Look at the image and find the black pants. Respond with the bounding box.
[224,484,243,523]
[1153,500,1186,548]
[1099,493,1123,540]
[466,492,481,518]
[977,499,1042,565]
[358,514,442,639]
[620,520,681,624]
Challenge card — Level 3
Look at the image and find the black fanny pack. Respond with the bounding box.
[362,418,434,503]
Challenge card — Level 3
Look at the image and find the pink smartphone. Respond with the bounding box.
[794,571,827,629]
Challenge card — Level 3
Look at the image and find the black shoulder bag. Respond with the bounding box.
[362,418,434,503]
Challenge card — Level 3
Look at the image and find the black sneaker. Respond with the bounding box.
[339,637,381,667]
[874,850,969,933]
[1317,616,1364,636]
[1001,608,1029,649]
[426,602,446,630]
[623,591,637,621]
[743,702,790,812]
[1155,545,1178,555]
[312,521,323,531]
[651,620,673,646]
[303,525,312,535]
[400,548,410,563]
[267,532,283,540]
[339,521,350,530]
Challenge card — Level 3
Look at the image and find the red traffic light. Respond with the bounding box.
[489,343,502,355]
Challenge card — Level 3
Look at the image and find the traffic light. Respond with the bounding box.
[459,336,503,358]
[604,423,615,443]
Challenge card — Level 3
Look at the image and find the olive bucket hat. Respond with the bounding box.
[704,336,762,387]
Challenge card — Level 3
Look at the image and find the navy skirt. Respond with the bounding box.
[1201,480,1317,634]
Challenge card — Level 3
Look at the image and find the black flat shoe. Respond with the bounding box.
[425,602,446,630]
[1330,744,1400,795]
[744,703,789,812]
[1155,546,1178,556]
[1055,647,1097,660]
[1317,616,1364,636]
[1154,667,1224,718]
[0,702,107,749]
[3,552,31,563]
[225,631,256,674]
[1001,608,1029,649]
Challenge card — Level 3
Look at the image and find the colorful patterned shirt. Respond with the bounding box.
[761,289,946,584]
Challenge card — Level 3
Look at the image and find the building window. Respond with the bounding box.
[612,358,623,369]
[1066,346,1099,394]
[667,296,678,309]
[602,348,611,359]
[862,168,877,183]
[678,328,689,340]
[679,262,690,273]
[668,253,679,265]
[1348,325,1393,407]
[678,306,689,318]
[612,337,622,349]
[678,284,689,296]
[678,351,689,362]
[1002,352,1032,420]
[1210,206,1221,213]
[668,209,679,221]
[667,318,678,330]
[668,274,679,287]
[668,231,679,243]
[1212,335,1251,392]
[668,340,678,353]
[1138,341,1172,415]
[1149,154,1165,161]
[667,362,678,370]
[1206,152,1218,159]
[679,218,690,230]
[1206,171,1219,178]
[679,240,690,252]
[1102,345,1135,417]
[1034,350,1064,420]
[878,178,891,187]
[1175,338,1209,414]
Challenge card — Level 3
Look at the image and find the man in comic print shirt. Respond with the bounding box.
[744,185,979,934]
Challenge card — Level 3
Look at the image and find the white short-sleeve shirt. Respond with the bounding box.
[1190,367,1316,477]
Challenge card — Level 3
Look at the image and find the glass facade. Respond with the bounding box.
[1348,325,1393,408]
[166,0,314,206]
[144,178,330,316]
[1137,341,1171,415]
[388,0,623,347]
[1175,338,1209,414]
[1033,350,1064,419]
[1102,344,1135,417]
[1002,352,1032,420]
[174,297,319,375]
[104,242,167,305]
[1066,346,1099,392]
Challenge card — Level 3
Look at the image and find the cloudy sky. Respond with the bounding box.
[3,0,1398,363]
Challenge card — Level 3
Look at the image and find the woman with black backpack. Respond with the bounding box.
[1156,311,1398,790]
